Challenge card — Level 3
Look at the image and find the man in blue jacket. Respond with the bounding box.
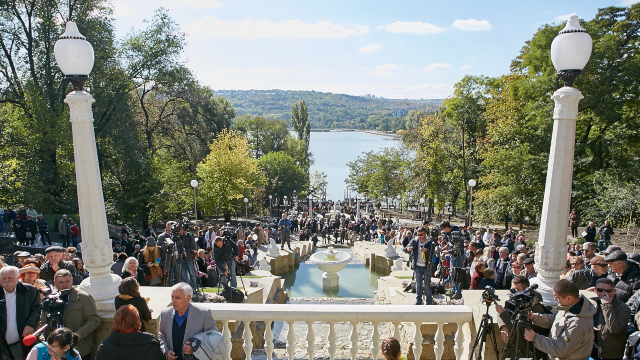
[404,227,435,305]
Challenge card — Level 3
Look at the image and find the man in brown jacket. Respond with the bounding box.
[41,269,100,358]
[524,279,596,360]
[592,278,630,360]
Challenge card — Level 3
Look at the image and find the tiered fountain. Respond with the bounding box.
[308,246,352,292]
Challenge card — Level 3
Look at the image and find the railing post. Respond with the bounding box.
[350,322,358,360]
[412,322,422,360]
[287,320,295,360]
[328,321,337,360]
[243,319,253,360]
[223,320,232,360]
[454,321,465,360]
[370,322,380,360]
[307,321,315,360]
[434,322,445,360]
[265,320,274,360]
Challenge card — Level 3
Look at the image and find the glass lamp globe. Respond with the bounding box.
[244,198,248,203]
[54,22,94,90]
[190,180,198,188]
[550,15,592,87]
[468,179,477,187]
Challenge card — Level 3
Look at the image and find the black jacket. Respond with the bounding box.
[121,268,148,286]
[95,331,163,360]
[0,283,41,355]
[114,295,152,332]
[39,260,76,282]
[609,260,640,303]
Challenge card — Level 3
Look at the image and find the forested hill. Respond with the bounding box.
[213,89,442,131]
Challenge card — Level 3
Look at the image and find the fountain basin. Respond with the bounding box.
[308,247,352,291]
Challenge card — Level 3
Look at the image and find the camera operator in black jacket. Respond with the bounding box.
[495,275,549,360]
[213,235,239,288]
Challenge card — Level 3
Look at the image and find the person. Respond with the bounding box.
[71,258,88,286]
[495,247,511,289]
[380,337,406,360]
[19,261,47,293]
[58,215,70,248]
[42,269,100,358]
[0,266,41,359]
[144,224,156,238]
[213,236,239,288]
[69,219,80,248]
[441,221,464,299]
[111,253,127,276]
[24,215,37,246]
[114,278,152,332]
[598,220,615,251]
[158,283,216,360]
[470,262,485,290]
[523,279,595,360]
[567,255,608,290]
[194,249,210,286]
[479,268,497,289]
[523,258,537,279]
[483,228,493,246]
[495,275,549,360]
[584,222,597,244]
[278,213,293,251]
[121,257,147,286]
[177,224,197,287]
[569,209,580,238]
[582,242,598,268]
[132,244,142,259]
[138,237,165,286]
[404,227,435,305]
[13,214,26,246]
[39,246,76,282]
[624,312,640,360]
[95,304,162,360]
[605,250,640,302]
[25,327,80,360]
[590,278,630,360]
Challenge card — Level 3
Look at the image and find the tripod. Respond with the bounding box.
[469,300,500,360]
[500,315,538,360]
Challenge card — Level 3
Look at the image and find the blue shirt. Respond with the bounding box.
[278,218,292,231]
[174,308,189,327]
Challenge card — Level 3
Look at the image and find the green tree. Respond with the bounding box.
[346,147,409,204]
[197,130,264,221]
[258,152,306,200]
[233,115,288,158]
[291,100,310,143]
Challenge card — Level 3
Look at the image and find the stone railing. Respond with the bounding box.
[209,303,474,360]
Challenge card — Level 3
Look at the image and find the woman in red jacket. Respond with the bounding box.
[470,262,486,290]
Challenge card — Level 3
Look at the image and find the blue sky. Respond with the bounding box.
[110,0,637,99]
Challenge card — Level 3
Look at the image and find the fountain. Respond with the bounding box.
[308,246,352,292]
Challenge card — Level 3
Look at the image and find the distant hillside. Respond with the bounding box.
[213,89,443,131]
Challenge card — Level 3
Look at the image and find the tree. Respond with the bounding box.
[346,147,409,204]
[197,130,264,221]
[291,100,310,143]
[309,170,328,200]
[233,115,288,158]
[258,152,306,200]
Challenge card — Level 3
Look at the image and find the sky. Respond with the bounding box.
[110,0,638,100]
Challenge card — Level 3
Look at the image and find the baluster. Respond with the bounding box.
[223,320,232,360]
[287,321,296,360]
[265,320,274,360]
[412,321,422,360]
[454,321,464,360]
[434,322,445,360]
[350,322,358,360]
[392,322,401,341]
[243,319,253,360]
[307,321,315,360]
[328,321,337,360]
[370,322,380,360]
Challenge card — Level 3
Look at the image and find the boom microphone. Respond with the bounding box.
[23,324,48,346]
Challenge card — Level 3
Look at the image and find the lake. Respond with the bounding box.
[308,131,400,201]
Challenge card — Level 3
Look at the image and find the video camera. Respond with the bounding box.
[170,218,191,236]
[448,230,466,257]
[505,284,540,317]
[482,286,500,304]
[42,284,70,333]
[221,223,233,239]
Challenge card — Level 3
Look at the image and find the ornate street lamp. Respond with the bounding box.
[536,14,592,302]
[468,179,476,227]
[244,197,249,228]
[269,195,272,218]
[284,195,288,213]
[190,180,199,224]
[54,22,120,309]
[420,197,425,221]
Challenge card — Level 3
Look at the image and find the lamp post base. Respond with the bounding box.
[78,273,122,312]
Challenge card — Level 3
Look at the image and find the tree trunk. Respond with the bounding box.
[504,214,509,231]
[519,210,524,231]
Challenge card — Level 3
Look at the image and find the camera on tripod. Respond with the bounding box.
[42,284,70,333]
[482,286,500,304]
[504,284,540,317]
[449,231,466,257]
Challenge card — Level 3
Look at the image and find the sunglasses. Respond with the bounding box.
[595,288,614,293]
[570,263,582,266]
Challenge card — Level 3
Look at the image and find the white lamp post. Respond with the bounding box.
[269,195,272,218]
[54,22,120,310]
[293,190,297,208]
[420,197,425,221]
[468,179,476,227]
[284,195,288,213]
[535,14,592,302]
[244,197,249,228]
[396,195,401,215]
[190,179,198,224]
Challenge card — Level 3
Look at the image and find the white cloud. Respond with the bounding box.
[460,65,472,70]
[110,0,136,17]
[452,19,492,31]
[171,0,223,9]
[620,0,640,5]
[359,43,383,53]
[424,63,452,72]
[553,13,578,23]
[378,21,444,35]
[365,63,400,77]
[184,17,369,39]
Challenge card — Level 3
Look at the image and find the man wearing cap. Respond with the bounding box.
[523,258,537,279]
[58,214,70,248]
[26,205,37,220]
[39,246,76,282]
[36,214,51,246]
[605,250,640,302]
[582,242,598,268]
[567,255,608,290]
[0,266,41,359]
[14,251,30,268]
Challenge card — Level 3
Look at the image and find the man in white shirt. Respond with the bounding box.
[1,266,41,359]
[483,228,493,246]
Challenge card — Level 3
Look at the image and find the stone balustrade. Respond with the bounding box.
[208,303,474,360]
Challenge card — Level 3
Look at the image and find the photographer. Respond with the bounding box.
[523,279,595,360]
[441,221,464,300]
[278,213,293,251]
[495,275,548,360]
[598,220,615,252]
[404,227,435,305]
[41,269,100,358]
[176,224,197,287]
[213,236,239,288]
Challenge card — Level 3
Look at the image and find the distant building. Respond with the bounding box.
[393,108,408,118]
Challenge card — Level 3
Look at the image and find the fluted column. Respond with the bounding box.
[534,86,584,302]
[65,90,120,311]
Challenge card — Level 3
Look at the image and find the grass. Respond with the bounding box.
[202,287,245,293]
[393,276,413,279]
